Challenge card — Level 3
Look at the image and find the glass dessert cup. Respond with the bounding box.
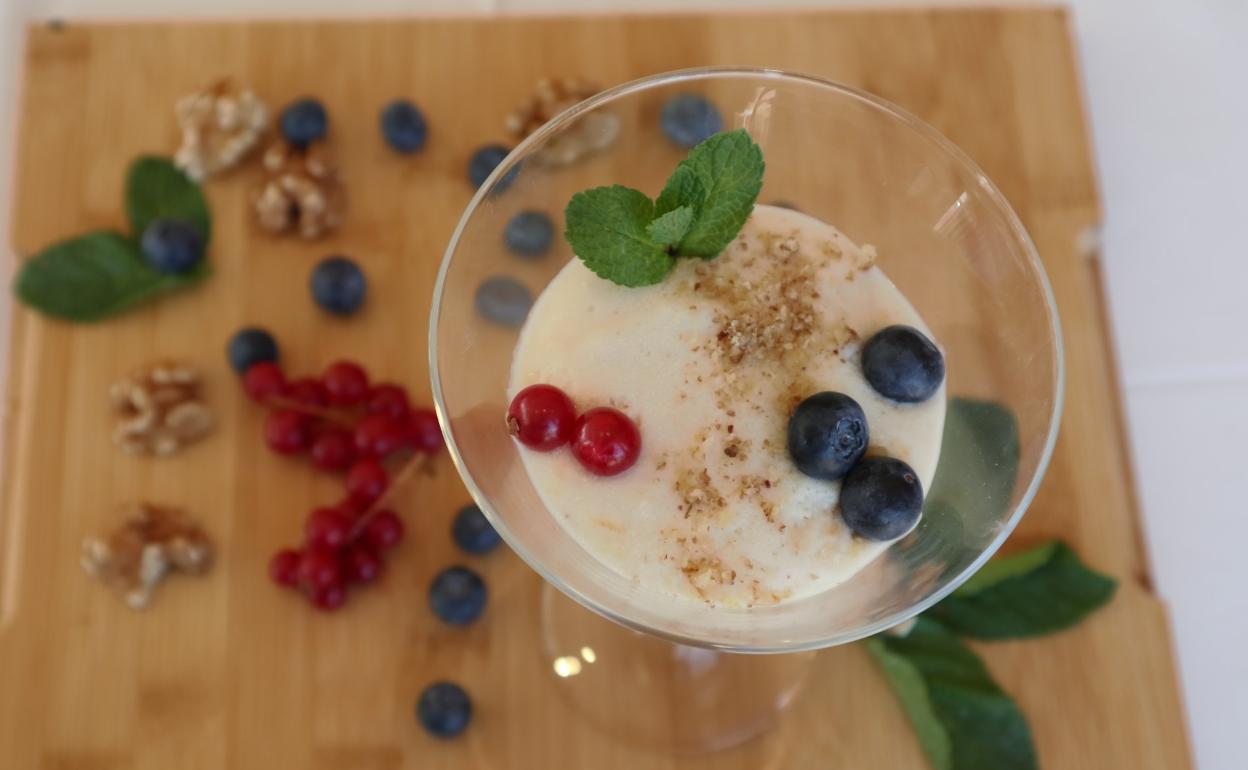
[430,67,1062,752]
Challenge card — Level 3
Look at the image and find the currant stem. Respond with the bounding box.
[349,452,433,540]
[264,396,356,427]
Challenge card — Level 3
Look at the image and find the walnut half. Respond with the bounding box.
[252,139,346,239]
[81,503,213,609]
[173,78,268,182]
[110,361,214,456]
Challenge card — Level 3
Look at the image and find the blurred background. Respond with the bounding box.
[1,1,1245,769]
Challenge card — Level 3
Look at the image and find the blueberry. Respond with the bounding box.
[140,218,203,275]
[861,325,945,403]
[504,210,554,259]
[467,144,519,192]
[787,391,869,481]
[474,276,531,327]
[839,456,924,540]
[429,566,487,625]
[660,93,723,148]
[417,681,472,739]
[452,504,502,555]
[227,327,279,374]
[279,98,328,146]
[310,256,367,315]
[380,99,428,153]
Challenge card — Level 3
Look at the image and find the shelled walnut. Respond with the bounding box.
[110,361,214,456]
[252,139,346,239]
[504,76,619,167]
[81,503,213,609]
[173,78,268,182]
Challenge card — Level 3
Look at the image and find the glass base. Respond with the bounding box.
[539,583,816,753]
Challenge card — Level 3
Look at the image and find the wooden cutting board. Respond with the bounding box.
[0,8,1194,770]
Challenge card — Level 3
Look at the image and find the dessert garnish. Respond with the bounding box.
[660,93,723,148]
[381,99,428,154]
[81,502,213,609]
[417,681,473,739]
[310,254,367,315]
[428,565,488,626]
[14,157,211,321]
[504,210,556,258]
[507,385,641,476]
[452,503,502,555]
[786,391,869,480]
[233,336,443,612]
[563,128,764,287]
[110,360,214,456]
[174,78,268,181]
[862,325,945,403]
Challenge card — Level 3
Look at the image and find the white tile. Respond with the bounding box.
[1125,380,1248,770]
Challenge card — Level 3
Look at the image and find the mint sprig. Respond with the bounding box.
[564,128,764,287]
[866,618,1039,770]
[927,540,1117,639]
[14,157,211,322]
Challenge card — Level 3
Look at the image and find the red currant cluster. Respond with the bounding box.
[506,384,640,476]
[239,359,444,611]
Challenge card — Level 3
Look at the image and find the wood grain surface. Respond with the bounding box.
[0,9,1193,769]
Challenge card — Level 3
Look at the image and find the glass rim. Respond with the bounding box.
[428,65,1066,652]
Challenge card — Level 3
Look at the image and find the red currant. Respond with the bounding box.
[287,377,330,408]
[310,582,347,611]
[310,428,355,471]
[243,361,286,403]
[353,414,408,459]
[305,507,353,550]
[570,407,641,476]
[366,384,410,419]
[343,543,383,584]
[346,458,388,503]
[296,547,342,592]
[407,408,444,453]
[507,384,576,451]
[334,494,367,520]
[265,409,313,454]
[364,510,404,550]
[268,548,301,587]
[323,361,370,406]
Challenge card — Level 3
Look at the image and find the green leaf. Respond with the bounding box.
[655,163,705,217]
[927,541,1117,639]
[660,128,763,258]
[126,156,211,242]
[926,398,1020,532]
[14,230,209,321]
[646,205,694,247]
[564,185,674,287]
[867,636,954,769]
[867,618,1038,770]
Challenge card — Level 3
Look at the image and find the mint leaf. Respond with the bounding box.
[867,636,954,769]
[867,618,1038,770]
[126,156,211,242]
[655,163,705,217]
[927,541,1117,639]
[564,185,673,287]
[14,230,209,321]
[646,205,694,247]
[661,128,763,257]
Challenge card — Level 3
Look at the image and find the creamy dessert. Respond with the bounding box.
[508,203,946,607]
